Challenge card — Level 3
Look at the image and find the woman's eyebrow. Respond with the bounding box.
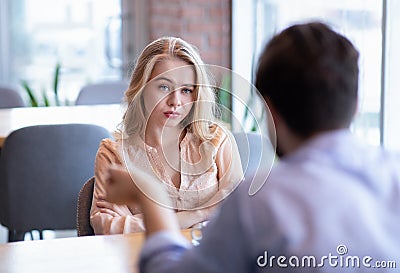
[181,83,196,88]
[154,76,174,84]
[154,76,195,87]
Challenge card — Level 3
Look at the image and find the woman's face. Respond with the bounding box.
[142,58,196,129]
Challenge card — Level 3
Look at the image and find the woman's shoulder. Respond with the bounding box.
[99,137,116,147]
[98,137,122,154]
[94,137,124,166]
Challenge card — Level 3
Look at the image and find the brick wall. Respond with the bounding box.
[148,0,231,68]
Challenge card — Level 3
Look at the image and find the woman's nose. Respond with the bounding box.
[167,90,182,107]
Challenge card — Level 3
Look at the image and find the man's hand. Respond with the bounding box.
[104,164,180,236]
[103,164,138,206]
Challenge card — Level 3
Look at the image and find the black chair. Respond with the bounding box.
[0,86,25,108]
[75,81,128,105]
[0,124,111,242]
[76,177,95,236]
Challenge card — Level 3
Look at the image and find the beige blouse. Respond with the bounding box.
[90,126,244,234]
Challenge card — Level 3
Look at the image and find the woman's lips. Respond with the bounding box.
[164,111,180,118]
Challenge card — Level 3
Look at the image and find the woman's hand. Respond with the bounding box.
[96,198,134,217]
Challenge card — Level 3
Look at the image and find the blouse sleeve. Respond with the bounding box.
[215,130,244,197]
[90,138,145,234]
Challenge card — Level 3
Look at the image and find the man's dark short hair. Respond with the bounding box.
[255,22,359,138]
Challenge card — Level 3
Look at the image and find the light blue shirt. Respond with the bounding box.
[139,130,400,272]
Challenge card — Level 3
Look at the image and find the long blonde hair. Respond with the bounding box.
[119,37,218,141]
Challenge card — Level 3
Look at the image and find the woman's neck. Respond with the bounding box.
[144,126,185,148]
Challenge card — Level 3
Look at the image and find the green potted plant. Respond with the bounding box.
[21,62,63,107]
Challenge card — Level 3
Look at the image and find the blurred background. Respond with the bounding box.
[0,0,400,240]
[1,0,399,241]
[1,0,399,150]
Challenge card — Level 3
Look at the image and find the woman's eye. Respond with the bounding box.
[159,84,170,92]
[182,88,193,94]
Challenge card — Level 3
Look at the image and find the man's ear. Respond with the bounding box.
[263,97,280,146]
[264,98,281,129]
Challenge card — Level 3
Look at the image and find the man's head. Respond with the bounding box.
[256,22,359,141]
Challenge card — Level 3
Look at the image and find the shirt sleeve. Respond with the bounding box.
[90,138,145,234]
[139,231,191,273]
[139,183,251,273]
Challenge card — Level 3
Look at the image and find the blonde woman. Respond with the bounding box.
[90,37,243,234]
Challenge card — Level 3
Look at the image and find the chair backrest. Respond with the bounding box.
[76,177,95,236]
[233,132,271,176]
[0,124,111,241]
[0,86,25,108]
[75,80,128,105]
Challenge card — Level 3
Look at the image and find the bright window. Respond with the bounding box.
[232,0,400,151]
[0,0,122,104]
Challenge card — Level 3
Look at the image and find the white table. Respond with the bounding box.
[0,104,124,147]
[0,231,192,273]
